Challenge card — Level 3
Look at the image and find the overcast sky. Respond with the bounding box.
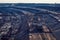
[0,0,60,3]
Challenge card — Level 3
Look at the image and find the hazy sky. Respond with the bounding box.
[0,0,60,3]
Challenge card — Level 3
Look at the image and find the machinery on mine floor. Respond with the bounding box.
[28,15,56,40]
